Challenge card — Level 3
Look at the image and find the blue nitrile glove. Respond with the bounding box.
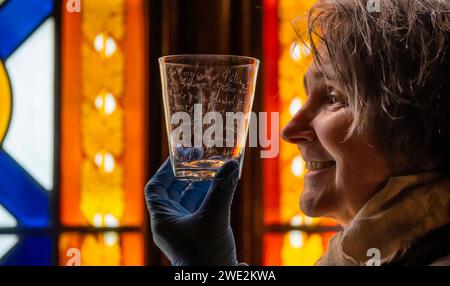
[145,158,240,266]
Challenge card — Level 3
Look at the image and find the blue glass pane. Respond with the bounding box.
[0,0,54,59]
[0,151,50,227]
[0,235,52,266]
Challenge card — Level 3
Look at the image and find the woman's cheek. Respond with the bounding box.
[314,108,353,160]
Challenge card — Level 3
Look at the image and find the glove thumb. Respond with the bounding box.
[197,159,240,216]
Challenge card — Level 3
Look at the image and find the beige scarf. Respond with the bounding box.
[317,171,450,266]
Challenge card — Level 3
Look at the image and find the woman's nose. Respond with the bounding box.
[281,107,316,144]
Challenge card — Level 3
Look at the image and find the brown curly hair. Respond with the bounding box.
[302,0,450,172]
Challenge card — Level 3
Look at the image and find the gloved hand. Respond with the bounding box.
[145,158,241,266]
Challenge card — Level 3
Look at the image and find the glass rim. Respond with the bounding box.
[159,54,260,68]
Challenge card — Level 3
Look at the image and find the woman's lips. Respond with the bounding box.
[305,161,336,172]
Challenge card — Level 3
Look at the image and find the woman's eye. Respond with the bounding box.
[326,91,347,109]
[328,93,338,104]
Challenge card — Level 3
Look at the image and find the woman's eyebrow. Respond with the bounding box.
[303,71,325,92]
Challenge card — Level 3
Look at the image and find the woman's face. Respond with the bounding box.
[282,55,391,226]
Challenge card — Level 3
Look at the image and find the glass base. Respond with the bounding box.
[174,169,217,181]
[174,159,226,180]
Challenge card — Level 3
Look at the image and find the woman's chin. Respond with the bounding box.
[300,187,334,218]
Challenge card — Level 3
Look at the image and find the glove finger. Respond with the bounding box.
[197,159,240,215]
[165,199,191,216]
[145,158,174,202]
[148,198,190,219]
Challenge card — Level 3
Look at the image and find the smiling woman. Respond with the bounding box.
[282,0,450,266]
[0,60,11,144]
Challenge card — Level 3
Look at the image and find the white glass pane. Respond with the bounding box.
[3,18,55,191]
[0,235,19,260]
[0,204,17,227]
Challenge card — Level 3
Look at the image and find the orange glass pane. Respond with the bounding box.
[60,0,147,227]
[263,232,283,266]
[263,0,281,226]
[263,231,335,266]
[59,232,144,266]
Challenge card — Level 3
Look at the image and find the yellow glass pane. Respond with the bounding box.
[281,231,323,265]
[0,61,11,144]
[278,0,317,224]
[59,232,144,266]
[264,231,335,266]
[61,0,147,227]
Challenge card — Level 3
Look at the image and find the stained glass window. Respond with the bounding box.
[59,232,144,266]
[59,0,147,265]
[0,0,147,266]
[0,0,54,265]
[262,0,340,265]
